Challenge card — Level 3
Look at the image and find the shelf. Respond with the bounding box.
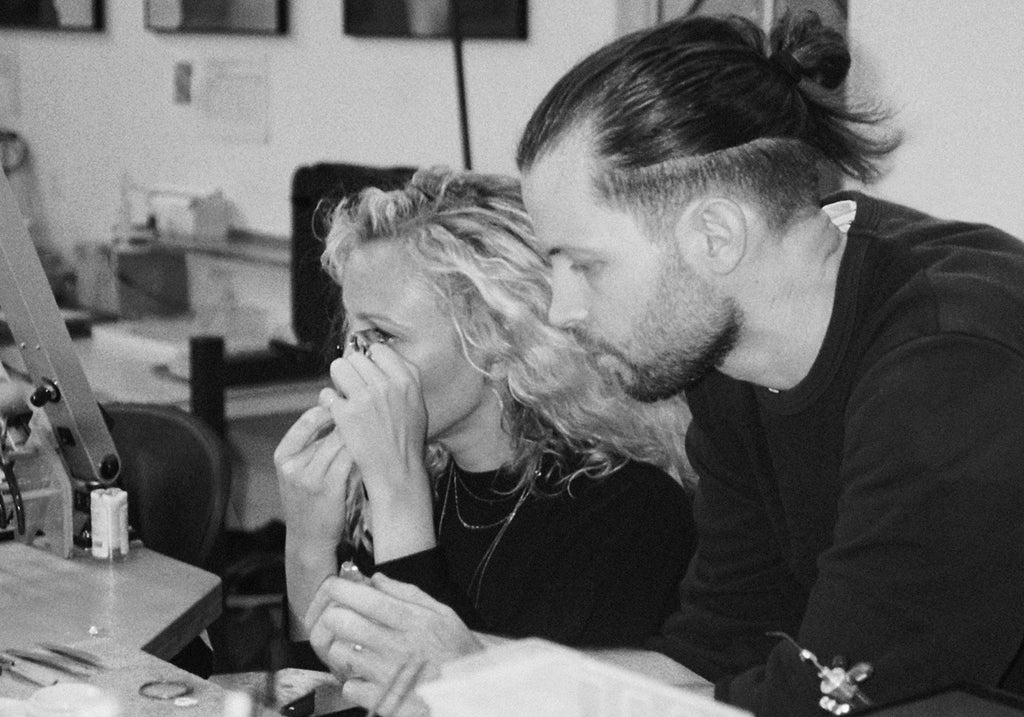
[132,228,290,268]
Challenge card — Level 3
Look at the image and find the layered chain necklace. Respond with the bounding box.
[438,462,532,606]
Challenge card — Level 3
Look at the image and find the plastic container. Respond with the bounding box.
[90,487,129,561]
[418,639,750,717]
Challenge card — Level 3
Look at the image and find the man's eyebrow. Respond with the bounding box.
[547,247,564,259]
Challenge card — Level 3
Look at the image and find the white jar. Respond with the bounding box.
[25,684,119,717]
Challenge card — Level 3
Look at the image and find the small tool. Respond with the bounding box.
[1,457,25,536]
[4,649,92,678]
[0,654,58,687]
[36,642,107,671]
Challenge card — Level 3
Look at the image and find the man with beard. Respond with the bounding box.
[299,11,1024,717]
[512,10,1024,717]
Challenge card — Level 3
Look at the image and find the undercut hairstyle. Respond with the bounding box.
[517,11,900,225]
[321,166,692,548]
[599,137,823,235]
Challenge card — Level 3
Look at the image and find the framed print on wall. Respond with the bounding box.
[144,0,287,35]
[344,0,527,40]
[660,0,846,34]
[0,0,104,31]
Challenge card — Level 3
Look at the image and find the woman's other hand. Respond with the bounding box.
[274,395,357,548]
[276,397,360,638]
[306,572,484,716]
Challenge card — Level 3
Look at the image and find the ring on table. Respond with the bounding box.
[352,643,364,652]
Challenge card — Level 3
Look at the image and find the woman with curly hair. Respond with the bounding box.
[276,166,695,698]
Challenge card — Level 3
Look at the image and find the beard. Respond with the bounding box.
[572,249,742,402]
[583,318,738,401]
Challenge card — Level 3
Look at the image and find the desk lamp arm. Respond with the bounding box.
[0,171,121,557]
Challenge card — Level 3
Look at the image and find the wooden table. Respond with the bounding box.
[0,637,278,715]
[0,542,278,714]
[0,541,221,661]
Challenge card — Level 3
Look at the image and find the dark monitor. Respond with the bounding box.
[289,163,415,360]
[0,0,103,31]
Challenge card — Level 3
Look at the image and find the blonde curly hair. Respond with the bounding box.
[321,166,692,549]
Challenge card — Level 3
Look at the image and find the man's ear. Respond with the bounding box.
[676,197,747,275]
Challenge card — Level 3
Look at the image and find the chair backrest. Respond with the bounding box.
[290,162,416,358]
[103,402,231,570]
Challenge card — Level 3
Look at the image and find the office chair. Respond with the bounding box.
[103,401,232,678]
[103,401,231,571]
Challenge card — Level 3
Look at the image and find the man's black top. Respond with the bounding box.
[648,193,1024,716]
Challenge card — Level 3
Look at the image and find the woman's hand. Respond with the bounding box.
[325,344,435,561]
[274,395,357,548]
[306,572,484,716]
[275,397,360,638]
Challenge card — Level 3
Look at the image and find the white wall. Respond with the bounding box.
[6,1,1022,259]
[1,2,617,249]
[847,0,1024,238]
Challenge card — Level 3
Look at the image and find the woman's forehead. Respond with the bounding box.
[341,243,438,322]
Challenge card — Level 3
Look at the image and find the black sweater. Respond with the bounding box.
[291,458,694,667]
[380,459,694,647]
[648,193,1024,716]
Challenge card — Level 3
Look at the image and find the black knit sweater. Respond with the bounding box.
[648,193,1024,716]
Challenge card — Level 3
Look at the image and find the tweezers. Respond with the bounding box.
[1,458,25,535]
[0,655,58,687]
[5,648,92,678]
[36,642,107,670]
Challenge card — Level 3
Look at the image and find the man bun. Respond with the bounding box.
[770,10,850,90]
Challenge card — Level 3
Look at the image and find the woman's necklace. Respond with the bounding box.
[452,470,522,529]
[438,462,532,606]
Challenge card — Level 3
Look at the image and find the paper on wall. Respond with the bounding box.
[198,56,270,145]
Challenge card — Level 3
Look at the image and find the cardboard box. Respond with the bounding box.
[74,242,190,319]
[148,187,229,245]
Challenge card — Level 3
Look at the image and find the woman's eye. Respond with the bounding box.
[360,328,394,344]
[342,328,396,357]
